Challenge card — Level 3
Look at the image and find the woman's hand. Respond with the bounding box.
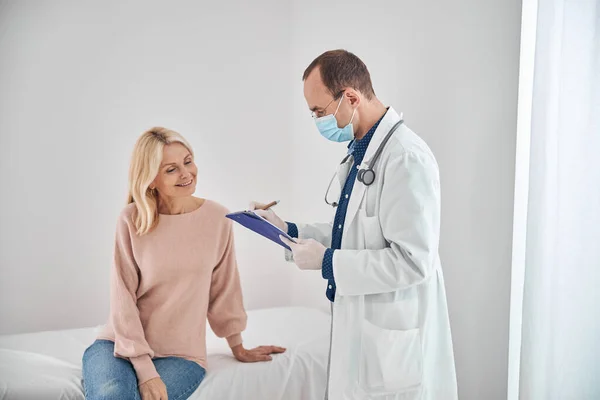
[231,344,286,362]
[139,377,168,400]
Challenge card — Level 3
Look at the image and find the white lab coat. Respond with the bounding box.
[287,108,457,399]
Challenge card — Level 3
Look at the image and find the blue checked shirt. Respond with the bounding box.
[287,111,386,302]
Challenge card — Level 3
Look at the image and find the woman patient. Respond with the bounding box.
[82,127,285,400]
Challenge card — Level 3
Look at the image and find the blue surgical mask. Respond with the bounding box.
[314,97,357,142]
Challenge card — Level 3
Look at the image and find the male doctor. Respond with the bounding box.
[252,50,457,400]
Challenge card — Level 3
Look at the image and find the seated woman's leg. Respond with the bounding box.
[153,357,206,400]
[82,340,140,400]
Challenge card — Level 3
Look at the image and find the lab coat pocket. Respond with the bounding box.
[359,319,423,395]
[360,212,387,250]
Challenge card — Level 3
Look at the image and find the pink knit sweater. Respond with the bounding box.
[97,199,247,384]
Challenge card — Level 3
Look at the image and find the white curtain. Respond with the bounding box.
[516,0,600,398]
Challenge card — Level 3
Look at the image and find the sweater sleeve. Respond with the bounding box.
[109,215,159,385]
[207,220,248,348]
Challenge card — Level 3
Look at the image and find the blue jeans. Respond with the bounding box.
[82,340,205,400]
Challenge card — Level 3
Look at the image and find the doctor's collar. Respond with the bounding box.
[347,140,355,155]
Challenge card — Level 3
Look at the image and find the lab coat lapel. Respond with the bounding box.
[343,108,402,237]
[337,157,353,188]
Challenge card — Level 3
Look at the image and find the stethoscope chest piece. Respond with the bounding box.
[324,119,404,207]
[357,168,376,186]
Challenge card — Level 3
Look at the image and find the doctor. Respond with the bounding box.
[252,49,457,399]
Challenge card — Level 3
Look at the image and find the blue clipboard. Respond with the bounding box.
[226,211,297,251]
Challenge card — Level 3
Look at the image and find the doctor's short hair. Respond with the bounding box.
[303,49,376,100]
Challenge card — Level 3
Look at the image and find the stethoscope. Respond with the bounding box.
[324,119,404,207]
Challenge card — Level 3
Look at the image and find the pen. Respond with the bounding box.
[257,200,279,210]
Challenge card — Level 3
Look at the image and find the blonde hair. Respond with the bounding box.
[127,127,194,235]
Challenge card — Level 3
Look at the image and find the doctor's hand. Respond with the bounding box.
[249,201,287,232]
[279,236,327,270]
[231,344,286,363]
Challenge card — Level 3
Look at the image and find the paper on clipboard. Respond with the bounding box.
[226,210,297,250]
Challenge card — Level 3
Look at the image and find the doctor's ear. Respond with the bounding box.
[343,89,361,107]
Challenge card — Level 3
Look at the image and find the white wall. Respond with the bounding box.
[0,0,294,334]
[0,1,521,399]
[287,1,521,399]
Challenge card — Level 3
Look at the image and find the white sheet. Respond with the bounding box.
[0,306,330,400]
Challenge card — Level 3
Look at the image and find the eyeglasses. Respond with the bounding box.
[311,90,345,119]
